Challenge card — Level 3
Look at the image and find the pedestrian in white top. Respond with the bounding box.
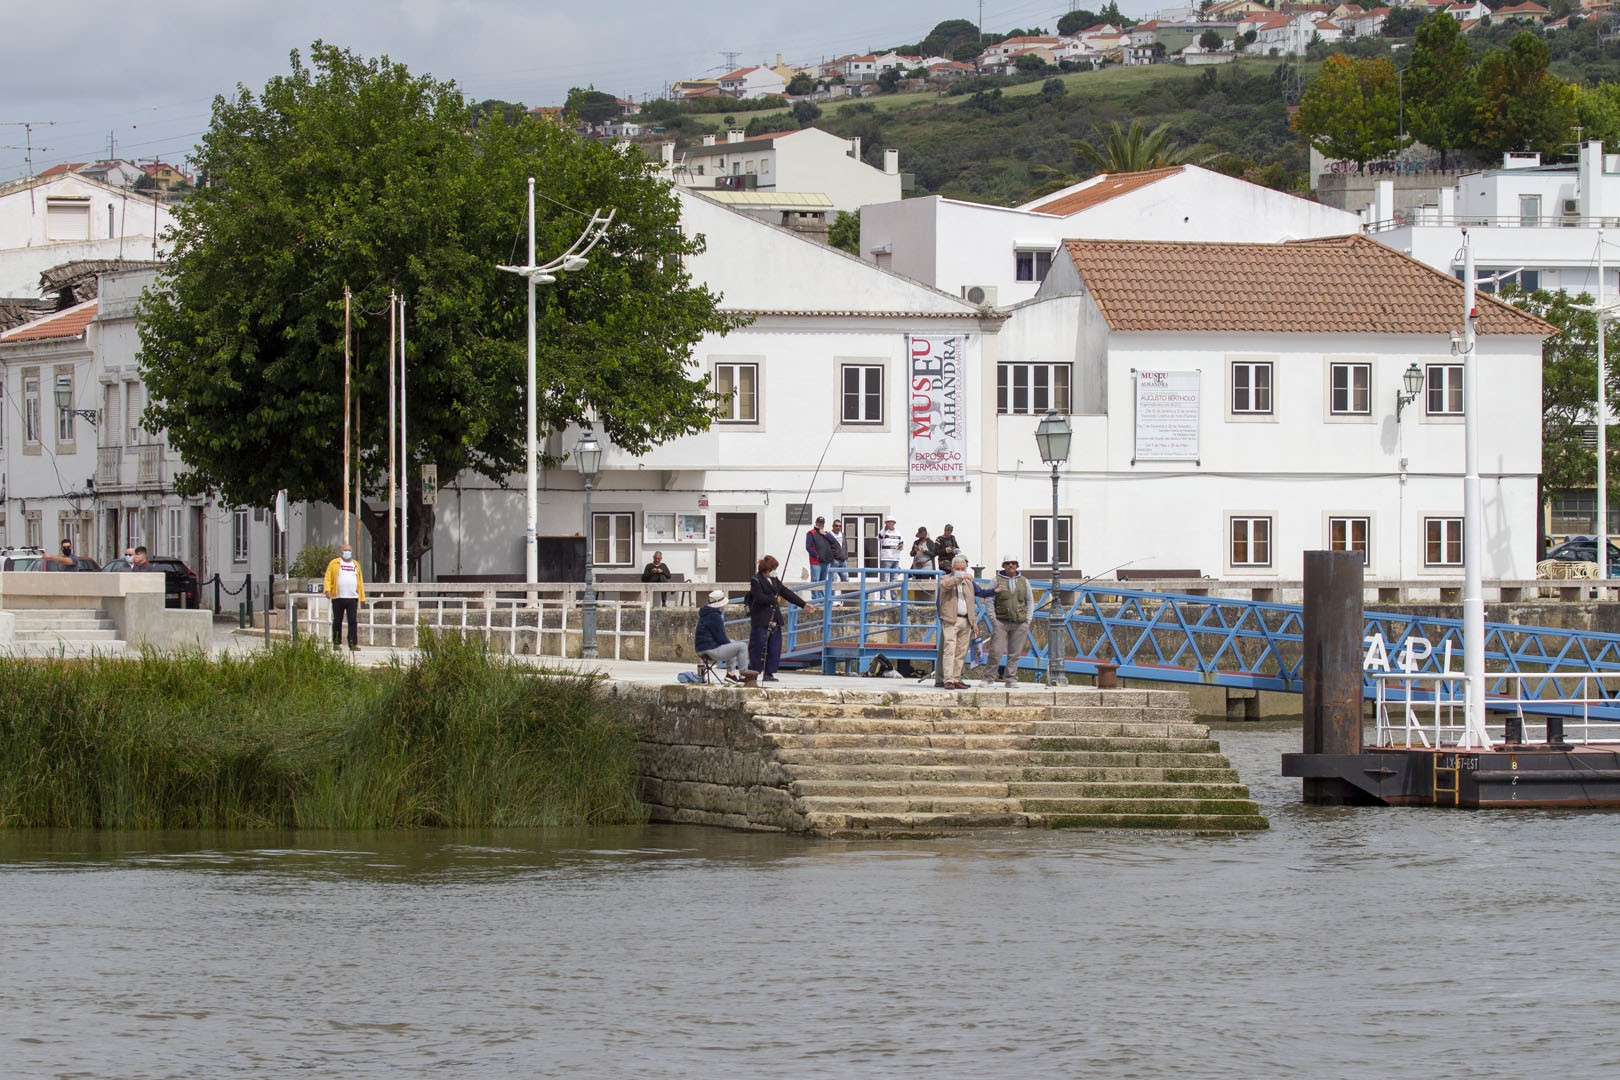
[323,544,366,651]
[877,518,904,580]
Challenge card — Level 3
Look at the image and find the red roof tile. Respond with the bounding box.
[0,300,98,343]
[1061,235,1554,335]
[1027,167,1184,216]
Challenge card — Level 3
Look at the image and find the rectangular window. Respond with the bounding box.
[997,363,1072,415]
[125,508,143,549]
[840,363,883,424]
[1425,517,1463,566]
[1519,194,1541,228]
[166,507,184,557]
[45,197,91,241]
[840,513,883,569]
[232,508,250,563]
[1230,516,1273,567]
[1231,361,1273,414]
[592,512,634,566]
[25,513,43,549]
[715,362,758,423]
[56,375,76,444]
[24,375,40,445]
[1329,516,1369,564]
[127,384,144,445]
[1426,364,1463,415]
[1014,249,1054,283]
[1030,515,1073,568]
[1330,362,1370,415]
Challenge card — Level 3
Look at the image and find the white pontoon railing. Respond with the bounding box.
[1373,670,1620,749]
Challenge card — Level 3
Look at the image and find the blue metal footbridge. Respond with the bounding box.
[750,568,1620,718]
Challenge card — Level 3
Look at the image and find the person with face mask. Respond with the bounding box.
[323,542,366,652]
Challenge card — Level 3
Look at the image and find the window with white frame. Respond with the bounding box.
[1424,517,1463,566]
[25,512,42,549]
[1014,248,1054,283]
[1426,364,1463,415]
[840,363,883,424]
[125,507,143,549]
[997,363,1071,415]
[23,374,40,446]
[1329,516,1369,564]
[714,362,758,423]
[1230,516,1272,567]
[1329,362,1370,416]
[56,375,76,444]
[1519,194,1541,228]
[127,384,144,445]
[166,507,184,557]
[45,197,91,241]
[232,508,250,563]
[592,512,634,566]
[1231,361,1272,415]
[1030,515,1073,568]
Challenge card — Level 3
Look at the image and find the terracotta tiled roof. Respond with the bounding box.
[0,299,98,343]
[1027,167,1183,216]
[1061,235,1555,336]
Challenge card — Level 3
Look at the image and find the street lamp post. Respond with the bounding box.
[496,179,614,598]
[574,428,603,659]
[1034,409,1073,688]
[1395,362,1424,422]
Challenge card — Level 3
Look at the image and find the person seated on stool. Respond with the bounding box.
[695,589,753,682]
[642,549,673,606]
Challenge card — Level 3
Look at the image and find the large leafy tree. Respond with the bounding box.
[1292,54,1401,168]
[139,44,742,574]
[1507,287,1620,509]
[1403,13,1478,168]
[1472,31,1576,157]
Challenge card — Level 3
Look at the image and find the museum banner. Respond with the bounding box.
[907,334,966,483]
[1132,368,1200,464]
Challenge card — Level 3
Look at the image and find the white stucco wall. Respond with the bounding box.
[0,176,174,297]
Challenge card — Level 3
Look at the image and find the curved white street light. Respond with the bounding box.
[496,178,615,595]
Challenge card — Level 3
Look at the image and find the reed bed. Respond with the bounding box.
[0,632,646,829]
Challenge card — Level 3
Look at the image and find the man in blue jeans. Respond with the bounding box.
[828,519,850,582]
[807,517,834,583]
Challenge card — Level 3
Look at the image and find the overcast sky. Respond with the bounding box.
[1,0,1164,182]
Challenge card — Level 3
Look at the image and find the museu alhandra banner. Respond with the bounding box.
[907,334,966,483]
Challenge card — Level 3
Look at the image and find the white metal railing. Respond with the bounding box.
[1373,670,1620,750]
[95,445,122,489]
[137,444,163,485]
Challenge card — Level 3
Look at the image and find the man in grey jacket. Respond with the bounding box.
[984,555,1034,688]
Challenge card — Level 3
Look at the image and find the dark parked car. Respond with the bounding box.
[1545,536,1620,576]
[104,556,202,608]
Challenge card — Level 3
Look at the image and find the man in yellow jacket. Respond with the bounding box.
[323,543,366,651]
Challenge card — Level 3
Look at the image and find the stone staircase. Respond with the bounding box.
[4,608,129,655]
[627,686,1267,836]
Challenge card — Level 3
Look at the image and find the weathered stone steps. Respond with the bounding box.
[765,731,1222,753]
[785,763,1242,783]
[792,779,1254,801]
[755,715,1210,738]
[774,747,1230,769]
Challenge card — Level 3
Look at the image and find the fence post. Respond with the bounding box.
[1302,550,1365,805]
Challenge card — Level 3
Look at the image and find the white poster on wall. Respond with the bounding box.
[907,334,967,483]
[1133,369,1201,464]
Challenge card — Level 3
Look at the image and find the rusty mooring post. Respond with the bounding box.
[1301,550,1365,805]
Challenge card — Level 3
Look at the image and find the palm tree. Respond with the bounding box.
[1072,119,1217,173]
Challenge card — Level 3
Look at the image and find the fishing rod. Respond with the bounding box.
[1027,556,1155,615]
[781,426,840,581]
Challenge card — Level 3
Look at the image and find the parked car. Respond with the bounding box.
[3,551,100,572]
[1545,536,1620,575]
[103,556,202,608]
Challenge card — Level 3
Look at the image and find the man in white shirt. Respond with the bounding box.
[877,518,904,580]
[323,544,366,651]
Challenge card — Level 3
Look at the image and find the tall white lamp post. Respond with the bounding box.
[496,178,614,596]
[574,428,603,659]
[1034,409,1073,687]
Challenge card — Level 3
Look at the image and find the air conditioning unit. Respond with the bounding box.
[1563,198,1581,216]
[961,284,998,307]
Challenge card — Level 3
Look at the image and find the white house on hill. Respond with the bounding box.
[0,173,175,300]
[860,165,1362,306]
[662,127,903,217]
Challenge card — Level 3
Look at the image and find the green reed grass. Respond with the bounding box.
[0,632,645,830]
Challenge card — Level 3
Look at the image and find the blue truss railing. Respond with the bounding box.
[754,574,1620,717]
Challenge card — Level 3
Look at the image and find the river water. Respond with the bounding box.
[4,722,1620,1079]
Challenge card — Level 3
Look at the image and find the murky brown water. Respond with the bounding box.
[4,723,1620,1078]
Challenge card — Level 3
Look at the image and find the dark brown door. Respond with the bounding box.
[715,513,756,583]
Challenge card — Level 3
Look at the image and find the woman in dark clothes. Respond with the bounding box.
[745,554,815,682]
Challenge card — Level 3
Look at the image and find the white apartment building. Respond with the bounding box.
[0,173,174,299]
[861,165,1363,306]
[662,127,902,217]
[1369,141,1620,297]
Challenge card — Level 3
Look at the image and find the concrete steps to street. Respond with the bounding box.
[5,608,129,653]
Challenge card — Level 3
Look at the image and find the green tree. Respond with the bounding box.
[1073,118,1210,173]
[1292,54,1401,168]
[877,67,903,91]
[786,72,815,96]
[472,99,527,125]
[564,86,620,126]
[789,99,822,126]
[1507,287,1620,508]
[1199,29,1224,52]
[1403,13,1478,168]
[918,18,984,59]
[1473,31,1577,156]
[828,210,860,255]
[1013,53,1048,73]
[1057,10,1101,35]
[1098,2,1134,29]
[138,44,742,574]
[1574,82,1620,152]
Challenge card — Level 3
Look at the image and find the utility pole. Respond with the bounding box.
[2,121,56,212]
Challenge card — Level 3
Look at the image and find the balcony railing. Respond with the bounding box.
[137,443,163,485]
[1366,211,1620,233]
[96,446,123,489]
